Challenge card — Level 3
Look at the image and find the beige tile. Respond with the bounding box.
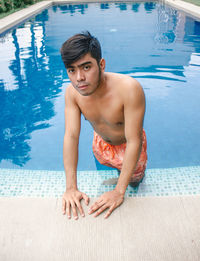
[1,196,200,261]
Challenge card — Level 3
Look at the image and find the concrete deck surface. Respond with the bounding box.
[1,196,200,261]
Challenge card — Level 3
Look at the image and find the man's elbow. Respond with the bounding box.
[64,132,79,144]
[127,137,142,150]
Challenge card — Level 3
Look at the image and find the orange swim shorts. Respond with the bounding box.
[92,129,147,182]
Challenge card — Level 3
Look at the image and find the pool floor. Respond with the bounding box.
[1,166,200,197]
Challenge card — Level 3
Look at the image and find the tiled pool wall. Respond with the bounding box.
[1,166,200,197]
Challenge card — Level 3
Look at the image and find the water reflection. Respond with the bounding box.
[184,19,200,52]
[0,11,63,166]
[100,3,109,10]
[115,3,127,11]
[144,2,156,13]
[155,4,178,43]
[58,4,88,15]
[132,3,140,13]
[121,65,186,82]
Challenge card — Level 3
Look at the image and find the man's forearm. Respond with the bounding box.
[63,135,79,190]
[115,140,142,194]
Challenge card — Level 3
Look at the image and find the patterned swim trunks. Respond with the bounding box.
[92,129,147,183]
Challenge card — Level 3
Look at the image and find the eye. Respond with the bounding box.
[67,68,75,74]
[84,65,91,71]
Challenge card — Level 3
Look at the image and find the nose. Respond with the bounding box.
[77,69,85,82]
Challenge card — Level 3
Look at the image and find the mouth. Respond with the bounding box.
[78,84,88,90]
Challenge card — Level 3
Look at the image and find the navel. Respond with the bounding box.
[116,121,123,126]
[104,138,112,143]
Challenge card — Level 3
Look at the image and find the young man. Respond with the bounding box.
[60,32,147,220]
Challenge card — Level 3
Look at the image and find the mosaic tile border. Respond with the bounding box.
[0,166,200,197]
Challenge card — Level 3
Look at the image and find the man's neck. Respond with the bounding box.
[89,72,108,99]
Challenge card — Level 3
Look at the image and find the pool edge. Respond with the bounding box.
[1,166,200,197]
[165,0,200,21]
[0,1,53,35]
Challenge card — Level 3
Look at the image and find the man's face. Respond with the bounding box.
[66,53,105,96]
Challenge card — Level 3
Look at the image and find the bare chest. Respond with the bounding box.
[78,95,124,136]
[81,100,124,127]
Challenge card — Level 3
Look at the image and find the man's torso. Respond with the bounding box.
[70,72,140,145]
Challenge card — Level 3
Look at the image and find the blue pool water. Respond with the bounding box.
[0,2,200,172]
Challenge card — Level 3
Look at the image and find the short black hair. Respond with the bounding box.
[60,31,102,68]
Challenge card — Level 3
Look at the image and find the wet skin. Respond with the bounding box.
[62,53,145,219]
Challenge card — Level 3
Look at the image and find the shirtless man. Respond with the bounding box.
[61,32,147,220]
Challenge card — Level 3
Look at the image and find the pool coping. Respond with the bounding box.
[165,0,200,21]
[0,0,200,35]
[1,196,200,260]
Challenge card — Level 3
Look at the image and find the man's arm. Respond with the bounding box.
[62,86,89,220]
[115,80,145,194]
[88,79,145,218]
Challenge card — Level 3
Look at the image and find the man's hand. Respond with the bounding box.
[88,189,124,219]
[62,189,90,220]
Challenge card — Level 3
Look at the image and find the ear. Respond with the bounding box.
[99,58,105,71]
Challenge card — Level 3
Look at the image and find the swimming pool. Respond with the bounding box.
[0,1,200,173]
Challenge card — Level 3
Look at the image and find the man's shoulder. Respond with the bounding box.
[65,83,77,99]
[106,72,143,95]
[65,84,79,105]
[65,83,74,94]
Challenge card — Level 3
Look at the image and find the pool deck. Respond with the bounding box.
[0,168,200,260]
[1,0,200,34]
[1,0,200,260]
[1,196,200,260]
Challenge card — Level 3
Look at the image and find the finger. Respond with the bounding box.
[96,196,104,203]
[90,197,104,209]
[62,198,66,215]
[75,199,85,217]
[82,193,90,206]
[104,205,115,219]
[94,204,108,217]
[71,201,78,220]
[66,201,71,219]
[88,200,104,214]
